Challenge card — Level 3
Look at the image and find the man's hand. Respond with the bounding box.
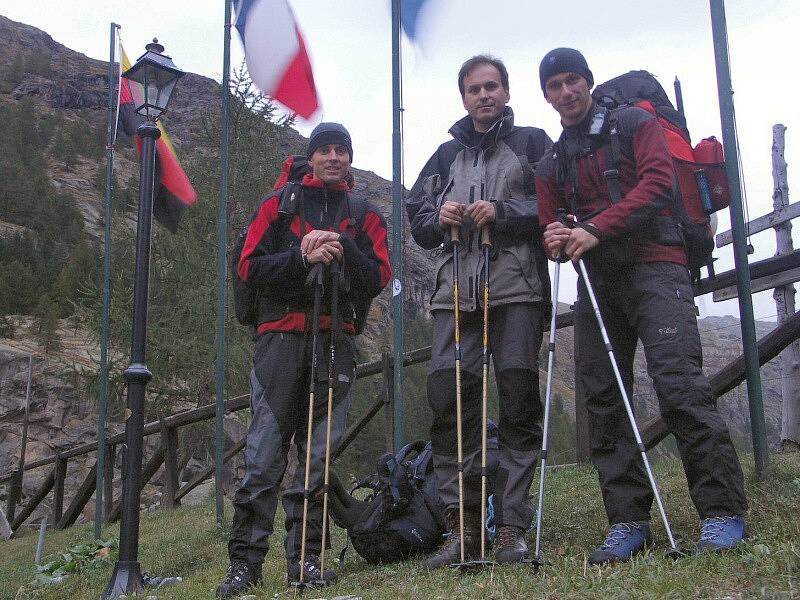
[305,240,343,265]
[465,200,496,228]
[543,220,572,260]
[301,229,340,255]
[438,201,464,228]
[564,226,600,262]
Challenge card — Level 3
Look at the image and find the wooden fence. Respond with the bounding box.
[4,249,800,535]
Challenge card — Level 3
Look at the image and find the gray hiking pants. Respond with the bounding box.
[228,330,354,567]
[575,260,747,525]
[428,303,544,530]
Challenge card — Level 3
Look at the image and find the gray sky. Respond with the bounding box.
[2,0,799,319]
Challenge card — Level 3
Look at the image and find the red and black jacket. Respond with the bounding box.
[237,173,391,335]
[535,102,686,265]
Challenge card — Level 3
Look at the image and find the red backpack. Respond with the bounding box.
[593,70,730,281]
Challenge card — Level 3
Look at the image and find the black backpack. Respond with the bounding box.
[327,441,445,564]
[231,156,372,332]
[328,426,500,565]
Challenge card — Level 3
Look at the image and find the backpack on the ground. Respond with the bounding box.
[327,440,444,564]
[591,70,730,281]
[328,425,500,565]
[231,155,373,331]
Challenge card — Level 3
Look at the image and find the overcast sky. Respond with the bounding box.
[2,0,799,319]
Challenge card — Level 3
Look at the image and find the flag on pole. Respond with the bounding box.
[118,45,196,233]
[232,0,319,119]
[400,0,436,41]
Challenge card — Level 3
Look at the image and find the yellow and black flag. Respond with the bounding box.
[117,45,196,232]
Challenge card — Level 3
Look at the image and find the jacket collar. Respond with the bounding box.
[301,172,352,192]
[449,106,515,149]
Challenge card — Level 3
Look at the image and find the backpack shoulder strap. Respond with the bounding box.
[346,195,368,230]
[603,111,623,204]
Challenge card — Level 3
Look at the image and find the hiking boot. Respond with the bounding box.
[588,521,652,566]
[697,516,746,552]
[423,510,480,569]
[494,525,529,564]
[215,561,262,598]
[287,554,337,587]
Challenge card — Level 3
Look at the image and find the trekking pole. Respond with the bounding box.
[477,226,495,569]
[575,256,681,556]
[449,225,467,568]
[319,258,341,580]
[532,210,567,567]
[295,263,325,591]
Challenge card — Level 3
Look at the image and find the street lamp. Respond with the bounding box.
[101,39,184,600]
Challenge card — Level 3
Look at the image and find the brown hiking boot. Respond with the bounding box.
[494,525,529,564]
[423,510,480,569]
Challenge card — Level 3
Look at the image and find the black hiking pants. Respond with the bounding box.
[574,261,747,525]
[228,330,354,568]
[428,303,544,530]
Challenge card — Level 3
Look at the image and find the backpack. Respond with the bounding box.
[328,425,500,565]
[591,70,730,281]
[231,155,372,332]
[327,440,445,564]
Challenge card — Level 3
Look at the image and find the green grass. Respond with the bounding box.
[3,454,799,599]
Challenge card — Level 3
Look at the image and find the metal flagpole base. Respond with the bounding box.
[100,560,144,599]
[449,559,497,573]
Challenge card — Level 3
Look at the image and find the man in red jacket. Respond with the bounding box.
[535,48,747,565]
[217,123,391,597]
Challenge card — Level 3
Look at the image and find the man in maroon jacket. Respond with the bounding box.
[217,123,391,597]
[535,48,747,565]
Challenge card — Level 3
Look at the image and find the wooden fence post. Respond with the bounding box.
[52,456,67,525]
[772,124,800,450]
[161,426,180,509]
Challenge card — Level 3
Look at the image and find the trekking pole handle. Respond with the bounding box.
[305,262,325,288]
[480,226,491,249]
[450,225,460,244]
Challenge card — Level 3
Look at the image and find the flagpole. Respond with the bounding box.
[96,20,120,541]
[710,0,768,478]
[215,0,233,525]
[391,0,405,452]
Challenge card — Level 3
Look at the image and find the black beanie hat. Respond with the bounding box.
[307,122,353,162]
[539,48,594,93]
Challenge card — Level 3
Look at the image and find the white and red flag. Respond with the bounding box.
[233,0,319,119]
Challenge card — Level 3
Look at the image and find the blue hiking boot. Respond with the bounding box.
[697,516,746,552]
[588,521,652,566]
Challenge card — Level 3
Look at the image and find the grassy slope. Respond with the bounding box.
[3,454,799,600]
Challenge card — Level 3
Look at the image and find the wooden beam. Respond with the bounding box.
[713,267,800,302]
[694,250,800,297]
[10,467,55,531]
[334,395,386,462]
[642,309,800,449]
[716,200,800,247]
[56,463,97,530]
[108,444,165,523]
[174,438,246,503]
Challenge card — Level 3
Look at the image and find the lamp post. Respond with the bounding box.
[101,39,184,600]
